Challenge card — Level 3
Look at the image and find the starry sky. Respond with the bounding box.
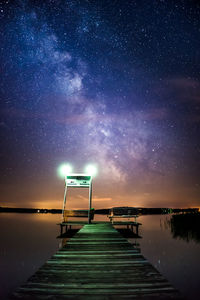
[0,0,200,209]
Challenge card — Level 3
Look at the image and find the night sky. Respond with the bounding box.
[0,0,200,209]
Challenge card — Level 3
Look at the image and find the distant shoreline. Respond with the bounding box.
[0,207,62,214]
[0,206,198,215]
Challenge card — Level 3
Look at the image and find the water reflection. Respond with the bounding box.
[169,213,200,243]
[116,228,142,239]
[58,228,80,248]
[120,228,141,252]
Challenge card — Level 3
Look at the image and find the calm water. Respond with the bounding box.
[0,213,200,299]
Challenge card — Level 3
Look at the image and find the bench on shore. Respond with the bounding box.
[108,214,138,224]
[108,208,138,223]
[108,209,141,235]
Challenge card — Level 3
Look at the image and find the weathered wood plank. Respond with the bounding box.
[29,276,169,284]
[52,253,142,258]
[14,286,179,295]
[56,248,140,255]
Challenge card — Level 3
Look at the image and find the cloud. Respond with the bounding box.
[152,77,200,124]
[93,197,112,202]
[139,108,169,121]
[156,77,200,103]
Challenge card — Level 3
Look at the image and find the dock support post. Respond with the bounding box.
[88,181,92,224]
[60,224,63,235]
[62,182,68,221]
[136,224,139,235]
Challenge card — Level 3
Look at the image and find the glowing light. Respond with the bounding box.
[58,163,73,178]
[85,164,98,177]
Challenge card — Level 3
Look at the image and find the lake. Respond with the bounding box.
[0,213,200,299]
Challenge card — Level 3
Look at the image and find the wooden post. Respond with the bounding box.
[62,180,68,221]
[88,180,92,224]
[60,224,63,235]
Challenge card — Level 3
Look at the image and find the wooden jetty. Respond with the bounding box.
[12,223,182,299]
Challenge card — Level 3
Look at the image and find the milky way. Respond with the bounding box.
[0,1,200,208]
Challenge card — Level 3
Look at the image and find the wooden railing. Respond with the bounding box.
[63,209,94,223]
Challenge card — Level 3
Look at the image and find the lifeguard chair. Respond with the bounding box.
[62,173,94,224]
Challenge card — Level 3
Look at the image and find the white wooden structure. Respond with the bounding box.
[62,174,93,224]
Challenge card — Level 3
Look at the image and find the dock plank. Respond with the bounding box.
[12,223,183,299]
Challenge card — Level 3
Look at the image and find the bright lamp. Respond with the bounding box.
[85,164,98,177]
[58,163,73,178]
